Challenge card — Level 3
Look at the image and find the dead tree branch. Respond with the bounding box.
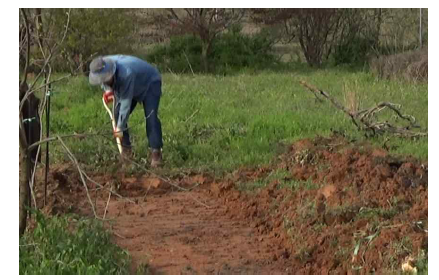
[300,80,427,138]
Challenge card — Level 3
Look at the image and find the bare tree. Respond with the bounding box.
[250,8,297,43]
[19,8,71,236]
[291,9,343,67]
[251,8,344,67]
[153,8,246,72]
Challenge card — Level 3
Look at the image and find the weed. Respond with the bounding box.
[343,80,362,114]
[295,246,315,263]
[392,236,413,257]
[237,169,292,192]
[312,222,327,233]
[330,236,339,248]
[136,262,151,275]
[415,250,428,275]
[297,199,317,220]
[335,247,350,262]
[303,179,321,190]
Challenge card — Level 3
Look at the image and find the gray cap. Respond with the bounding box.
[89,56,116,85]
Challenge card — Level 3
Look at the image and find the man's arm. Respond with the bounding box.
[116,76,135,133]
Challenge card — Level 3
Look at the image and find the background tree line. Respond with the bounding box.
[20,8,428,75]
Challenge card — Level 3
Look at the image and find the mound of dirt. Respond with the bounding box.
[34,136,428,275]
[221,136,427,274]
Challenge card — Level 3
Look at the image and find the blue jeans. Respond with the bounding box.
[114,80,163,150]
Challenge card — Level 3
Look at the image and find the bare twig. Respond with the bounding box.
[19,243,39,247]
[183,51,195,76]
[29,145,41,208]
[35,8,47,63]
[184,109,200,123]
[20,8,31,87]
[103,186,112,220]
[19,9,73,110]
[28,131,109,152]
[112,231,126,239]
[57,136,98,218]
[28,116,146,154]
[82,173,138,205]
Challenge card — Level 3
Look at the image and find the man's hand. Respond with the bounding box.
[103,91,114,104]
[113,127,123,139]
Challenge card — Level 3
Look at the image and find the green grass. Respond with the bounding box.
[415,250,428,275]
[41,67,427,173]
[19,212,131,275]
[356,206,399,220]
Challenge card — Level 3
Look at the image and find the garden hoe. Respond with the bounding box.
[102,95,123,154]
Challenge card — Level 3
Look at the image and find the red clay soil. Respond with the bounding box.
[35,136,428,275]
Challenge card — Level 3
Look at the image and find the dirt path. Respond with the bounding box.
[106,184,290,274]
[39,136,428,275]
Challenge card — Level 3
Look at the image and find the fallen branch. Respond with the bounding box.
[300,81,427,138]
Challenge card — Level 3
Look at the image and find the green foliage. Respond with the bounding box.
[333,36,377,66]
[51,8,135,72]
[146,28,277,75]
[146,35,204,73]
[19,212,130,275]
[211,25,277,74]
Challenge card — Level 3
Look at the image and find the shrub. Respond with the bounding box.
[146,35,204,73]
[333,36,377,66]
[146,28,277,75]
[369,48,428,82]
[211,26,277,74]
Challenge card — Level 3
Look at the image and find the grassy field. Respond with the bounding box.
[45,67,428,174]
[23,66,428,275]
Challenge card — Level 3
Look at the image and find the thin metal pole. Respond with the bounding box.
[44,83,51,206]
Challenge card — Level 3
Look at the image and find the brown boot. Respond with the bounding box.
[120,146,133,162]
[151,149,163,168]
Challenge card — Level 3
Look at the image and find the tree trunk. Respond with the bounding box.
[19,142,30,236]
[201,43,209,73]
